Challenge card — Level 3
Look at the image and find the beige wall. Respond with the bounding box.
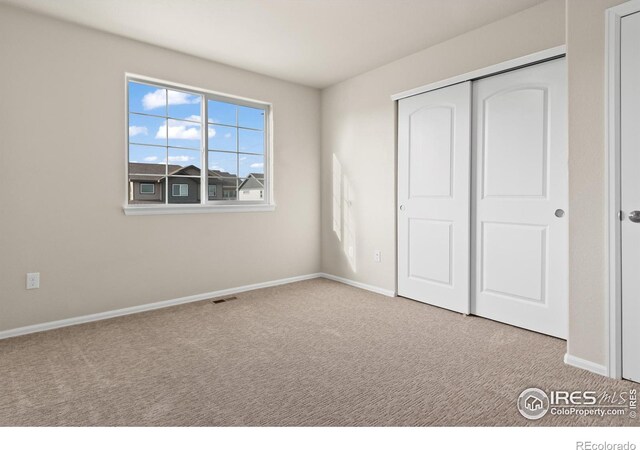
[320,0,566,291]
[0,5,321,332]
[566,0,627,366]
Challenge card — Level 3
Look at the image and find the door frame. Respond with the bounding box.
[393,45,566,310]
[606,0,640,380]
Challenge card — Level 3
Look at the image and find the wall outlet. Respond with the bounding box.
[26,272,40,290]
[374,250,381,263]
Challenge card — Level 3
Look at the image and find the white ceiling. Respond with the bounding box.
[1,0,547,88]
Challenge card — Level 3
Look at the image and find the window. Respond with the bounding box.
[139,183,155,194]
[125,76,272,214]
[172,183,188,197]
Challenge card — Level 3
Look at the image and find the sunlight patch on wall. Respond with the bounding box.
[332,154,342,241]
[343,175,356,272]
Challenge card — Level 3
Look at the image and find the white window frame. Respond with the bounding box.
[139,183,155,195]
[124,74,275,215]
[172,183,189,197]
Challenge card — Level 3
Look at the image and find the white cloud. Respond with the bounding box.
[142,90,166,110]
[143,156,158,162]
[156,121,200,140]
[250,162,264,169]
[168,155,195,163]
[129,125,148,137]
[224,132,232,139]
[168,90,199,107]
[161,114,218,138]
[142,89,200,111]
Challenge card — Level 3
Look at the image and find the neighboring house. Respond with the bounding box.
[129,163,247,204]
[238,173,265,201]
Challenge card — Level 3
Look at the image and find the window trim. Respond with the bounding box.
[124,73,274,215]
[139,183,155,195]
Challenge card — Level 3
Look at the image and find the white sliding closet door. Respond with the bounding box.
[398,82,471,313]
[472,59,568,338]
[621,11,640,383]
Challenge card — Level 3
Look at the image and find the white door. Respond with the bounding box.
[621,11,640,383]
[472,59,568,338]
[398,82,471,313]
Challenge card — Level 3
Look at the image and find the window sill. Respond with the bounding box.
[123,203,276,216]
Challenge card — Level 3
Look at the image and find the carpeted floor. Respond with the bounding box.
[0,278,637,426]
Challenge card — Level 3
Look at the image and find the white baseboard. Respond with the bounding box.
[319,273,396,297]
[0,273,322,340]
[564,353,609,377]
[0,272,396,341]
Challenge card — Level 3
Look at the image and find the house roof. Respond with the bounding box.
[129,163,239,183]
[238,173,265,191]
[129,162,182,181]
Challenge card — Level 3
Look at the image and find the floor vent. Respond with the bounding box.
[211,296,238,304]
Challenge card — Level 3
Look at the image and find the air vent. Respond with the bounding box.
[211,296,238,304]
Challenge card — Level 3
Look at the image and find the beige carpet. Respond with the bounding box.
[0,278,637,426]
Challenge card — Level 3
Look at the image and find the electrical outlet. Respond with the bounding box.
[374,250,381,263]
[26,272,40,290]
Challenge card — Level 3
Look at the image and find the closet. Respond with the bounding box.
[397,57,568,339]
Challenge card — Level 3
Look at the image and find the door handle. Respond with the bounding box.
[629,211,640,223]
[554,209,565,218]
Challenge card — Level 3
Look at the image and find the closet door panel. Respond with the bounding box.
[472,58,568,339]
[398,82,471,313]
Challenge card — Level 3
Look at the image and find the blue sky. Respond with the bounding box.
[128,81,265,177]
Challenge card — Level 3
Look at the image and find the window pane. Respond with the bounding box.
[168,90,201,121]
[239,154,264,178]
[208,151,237,177]
[207,183,217,200]
[208,124,237,151]
[208,100,237,126]
[238,129,264,154]
[168,148,201,176]
[128,175,165,205]
[168,177,200,204]
[167,119,201,149]
[129,144,166,173]
[238,105,264,130]
[129,114,167,146]
[238,176,265,202]
[129,81,166,115]
[140,183,155,194]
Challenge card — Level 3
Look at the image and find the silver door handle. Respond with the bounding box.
[555,209,565,218]
[629,211,640,223]
[399,205,405,211]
